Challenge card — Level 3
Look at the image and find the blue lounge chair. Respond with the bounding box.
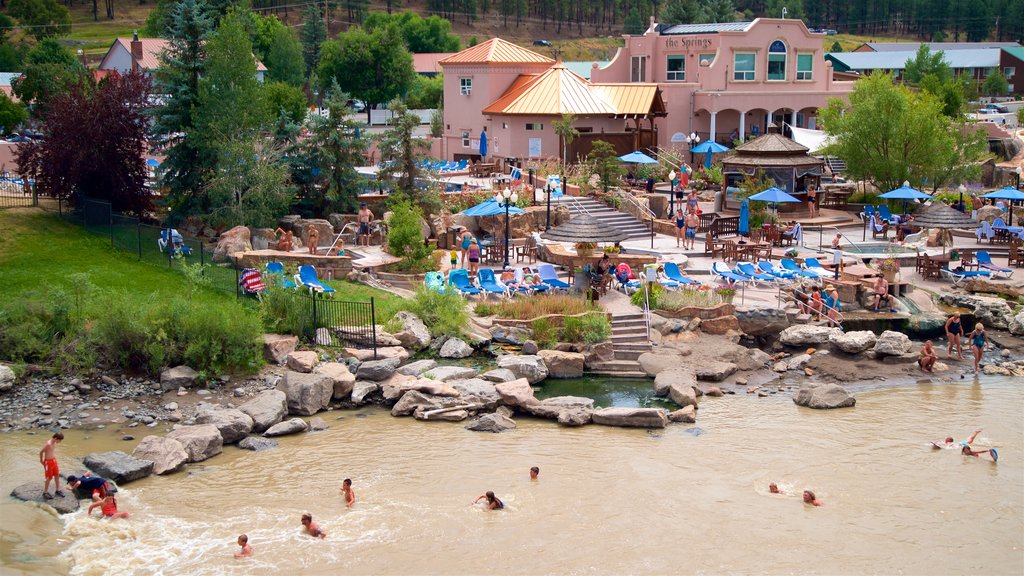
[861,205,877,222]
[941,267,991,286]
[513,268,550,294]
[537,263,570,290]
[876,205,897,224]
[642,264,680,289]
[780,258,821,278]
[976,251,1013,278]
[265,262,297,289]
[663,262,699,286]
[448,269,482,296]
[158,228,192,257]
[296,265,335,295]
[711,262,750,284]
[757,261,797,280]
[735,262,777,284]
[424,271,447,293]
[803,258,833,278]
[477,268,510,297]
[455,159,468,171]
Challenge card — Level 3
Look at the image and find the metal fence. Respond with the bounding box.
[307,295,377,357]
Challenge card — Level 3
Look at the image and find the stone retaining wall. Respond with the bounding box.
[490,311,612,329]
[656,303,735,320]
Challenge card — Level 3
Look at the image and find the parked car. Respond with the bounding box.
[346,99,366,113]
[533,40,552,47]
[985,103,1010,114]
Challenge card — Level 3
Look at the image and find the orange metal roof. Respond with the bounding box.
[101,37,268,72]
[440,38,553,65]
[482,64,663,116]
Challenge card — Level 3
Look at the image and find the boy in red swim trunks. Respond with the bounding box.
[39,432,64,499]
[88,494,130,519]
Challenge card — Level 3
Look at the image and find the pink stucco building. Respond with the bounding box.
[439,19,854,163]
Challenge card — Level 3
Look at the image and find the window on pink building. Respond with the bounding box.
[667,55,685,81]
[631,55,647,82]
[526,123,544,131]
[734,53,755,81]
[797,54,813,80]
[767,40,786,81]
[460,77,472,95]
[699,53,716,66]
[462,130,471,147]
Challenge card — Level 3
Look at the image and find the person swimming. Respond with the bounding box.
[802,490,823,506]
[474,491,504,510]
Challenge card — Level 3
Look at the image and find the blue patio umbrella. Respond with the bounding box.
[690,141,731,169]
[738,200,750,236]
[462,198,525,217]
[748,186,801,216]
[618,151,659,164]
[479,130,488,158]
[146,158,159,167]
[981,186,1024,225]
[879,184,932,214]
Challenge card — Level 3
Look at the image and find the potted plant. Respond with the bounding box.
[603,245,621,254]
[574,242,597,258]
[877,257,900,282]
[715,285,736,304]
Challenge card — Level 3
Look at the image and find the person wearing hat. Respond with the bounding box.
[823,284,841,327]
[499,266,520,290]
[357,202,374,246]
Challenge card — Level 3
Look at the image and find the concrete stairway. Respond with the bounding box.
[588,313,651,378]
[555,196,651,239]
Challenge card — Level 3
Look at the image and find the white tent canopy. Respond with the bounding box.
[787,124,833,154]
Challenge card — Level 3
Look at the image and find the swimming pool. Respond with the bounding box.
[841,242,919,254]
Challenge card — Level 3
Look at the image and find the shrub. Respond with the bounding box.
[404,286,468,338]
[472,295,600,319]
[658,288,722,310]
[0,289,78,364]
[386,197,434,272]
[560,313,610,344]
[261,284,310,337]
[530,318,557,348]
[630,282,664,309]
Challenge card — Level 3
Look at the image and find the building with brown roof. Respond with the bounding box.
[98,33,267,81]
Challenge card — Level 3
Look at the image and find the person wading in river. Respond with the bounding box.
[474,491,504,510]
[340,478,356,508]
[301,513,327,538]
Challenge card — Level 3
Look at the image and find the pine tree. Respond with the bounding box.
[301,3,327,79]
[623,7,643,33]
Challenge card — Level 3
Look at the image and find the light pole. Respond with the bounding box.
[668,169,677,215]
[1013,166,1022,226]
[687,132,700,166]
[528,166,535,206]
[495,187,519,267]
[546,175,558,231]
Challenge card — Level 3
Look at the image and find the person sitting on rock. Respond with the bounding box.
[918,340,938,372]
[802,490,823,506]
[274,228,294,252]
[88,494,130,519]
[301,513,326,538]
[66,472,110,501]
[871,276,896,313]
[474,491,504,510]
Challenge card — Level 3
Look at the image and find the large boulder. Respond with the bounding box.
[972,297,1014,330]
[286,351,319,373]
[439,338,473,359]
[160,365,198,391]
[489,325,532,345]
[10,483,79,514]
[264,417,309,437]
[668,405,697,423]
[694,361,737,382]
[83,451,154,484]
[397,359,437,377]
[637,352,690,377]
[494,377,539,408]
[0,364,14,392]
[538,350,585,379]
[277,371,333,416]
[793,383,856,409]
[582,342,614,368]
[736,307,790,336]
[1010,310,1024,336]
[557,407,593,426]
[314,362,356,401]
[380,373,420,401]
[195,407,254,444]
[873,330,912,357]
[343,346,410,362]
[249,227,276,250]
[391,390,448,417]
[656,369,697,407]
[592,407,668,428]
[130,436,188,475]
[452,378,501,409]
[238,390,288,432]
[400,378,460,397]
[465,413,517,433]
[263,334,298,364]
[356,357,402,381]
[425,365,478,382]
[830,330,877,354]
[213,225,252,262]
[496,355,548,384]
[480,368,517,383]
[394,311,431,350]
[976,204,1003,223]
[166,424,223,462]
[414,408,468,422]
[238,436,279,451]
[527,396,594,419]
[350,381,379,404]
[294,218,334,247]
[779,325,841,347]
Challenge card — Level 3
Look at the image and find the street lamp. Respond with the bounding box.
[545,175,558,231]
[495,187,519,268]
[687,132,700,165]
[668,169,677,215]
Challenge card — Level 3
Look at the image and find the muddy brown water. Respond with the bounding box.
[1,375,1021,575]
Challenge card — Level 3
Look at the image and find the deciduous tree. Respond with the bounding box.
[8,0,71,39]
[263,24,304,86]
[0,92,26,133]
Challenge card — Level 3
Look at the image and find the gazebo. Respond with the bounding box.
[721,125,824,212]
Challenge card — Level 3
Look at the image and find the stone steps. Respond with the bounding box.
[587,359,647,379]
[556,197,651,239]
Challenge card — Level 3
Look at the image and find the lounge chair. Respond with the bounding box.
[296,265,335,295]
[803,258,835,278]
[976,251,1014,278]
[158,228,192,257]
[781,258,821,278]
[757,261,798,280]
[266,262,297,289]
[861,205,877,222]
[940,267,991,286]
[642,264,680,290]
[448,269,482,296]
[424,271,447,293]
[663,262,699,286]
[876,205,897,224]
[536,264,570,290]
[711,262,750,284]
[869,214,888,239]
[735,262,777,284]
[781,222,802,246]
[478,268,511,297]
[239,268,267,300]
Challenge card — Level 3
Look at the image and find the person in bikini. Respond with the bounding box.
[39,432,64,499]
[340,478,356,508]
[301,513,327,538]
[684,210,700,250]
[88,494,130,519]
[306,225,320,255]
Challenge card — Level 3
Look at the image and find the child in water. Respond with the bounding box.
[234,534,252,558]
[803,490,823,506]
[301,513,327,538]
[340,478,356,508]
[88,494,130,519]
[474,491,504,510]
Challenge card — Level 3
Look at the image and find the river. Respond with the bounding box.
[1,375,1021,575]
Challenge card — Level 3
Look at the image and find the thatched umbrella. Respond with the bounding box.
[540,214,629,244]
[910,202,975,252]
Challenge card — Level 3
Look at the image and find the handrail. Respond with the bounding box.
[557,194,590,216]
[639,273,653,341]
[807,224,860,252]
[786,285,845,327]
[616,189,656,221]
